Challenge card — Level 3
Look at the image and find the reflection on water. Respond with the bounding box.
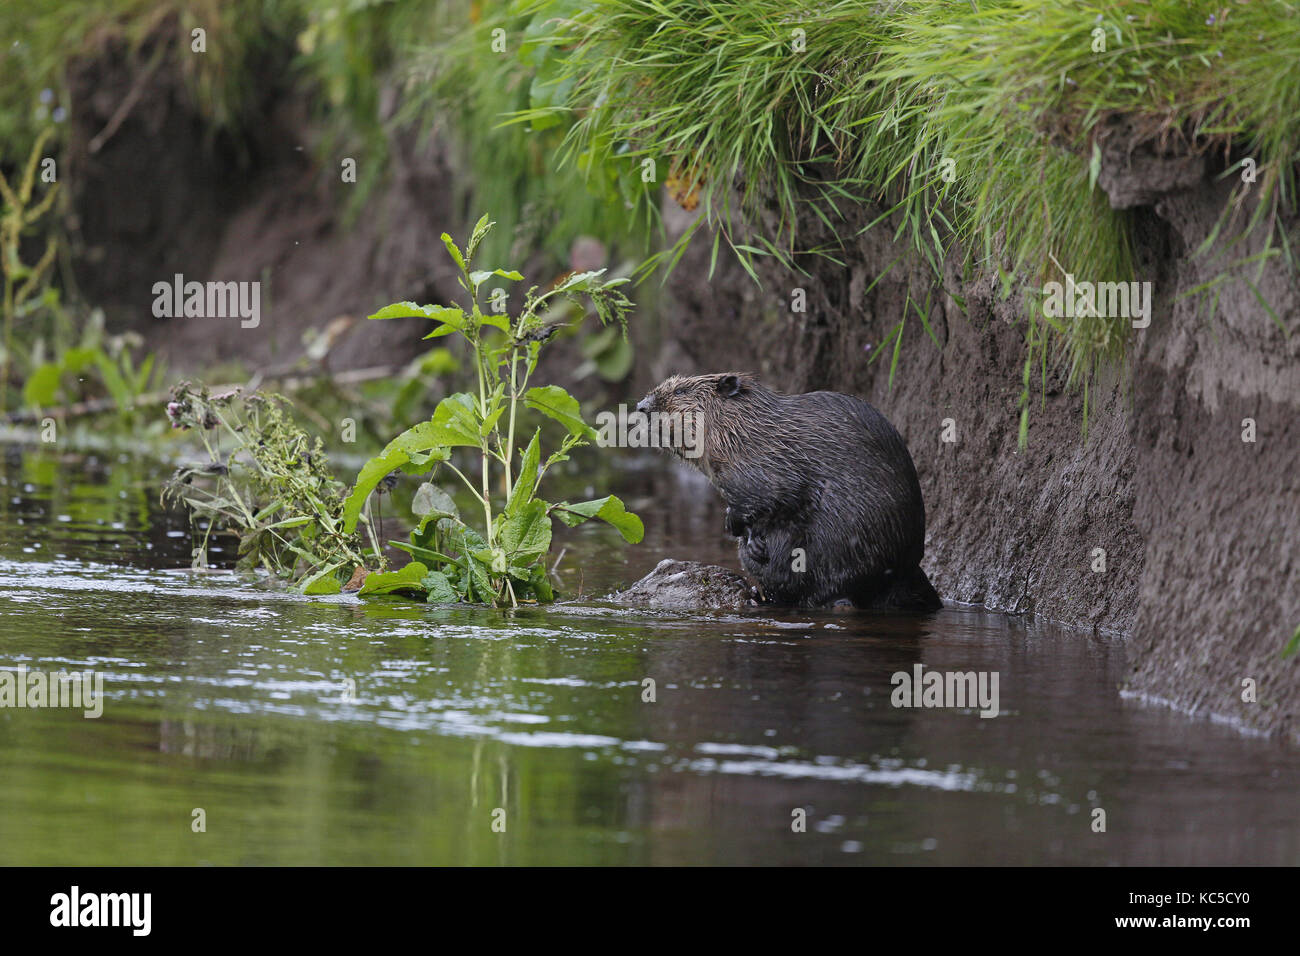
[0,442,1296,865]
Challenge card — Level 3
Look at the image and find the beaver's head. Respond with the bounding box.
[635,372,773,474]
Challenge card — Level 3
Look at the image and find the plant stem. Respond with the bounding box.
[362,498,384,565]
[445,463,486,506]
[472,333,493,545]
[504,346,519,496]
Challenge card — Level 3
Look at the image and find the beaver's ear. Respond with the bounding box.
[717,374,743,398]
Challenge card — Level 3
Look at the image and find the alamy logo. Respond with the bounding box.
[891,664,999,718]
[0,666,103,718]
[595,405,703,459]
[50,886,150,936]
[152,274,260,328]
[1042,273,1151,328]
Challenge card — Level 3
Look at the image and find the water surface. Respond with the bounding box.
[0,442,1295,865]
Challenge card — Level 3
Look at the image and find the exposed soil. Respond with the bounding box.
[641,203,1146,634]
[64,25,467,374]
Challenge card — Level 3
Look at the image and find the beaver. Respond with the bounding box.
[635,372,941,611]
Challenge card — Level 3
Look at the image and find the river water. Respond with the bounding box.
[0,440,1296,865]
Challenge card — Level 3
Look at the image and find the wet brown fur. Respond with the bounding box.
[637,372,941,610]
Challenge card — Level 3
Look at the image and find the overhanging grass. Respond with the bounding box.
[395,0,656,268]
[516,0,1298,420]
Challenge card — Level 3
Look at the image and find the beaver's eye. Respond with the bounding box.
[674,386,687,396]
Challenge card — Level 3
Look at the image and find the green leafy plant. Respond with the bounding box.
[345,215,643,607]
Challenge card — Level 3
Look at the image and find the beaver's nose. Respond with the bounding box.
[635,395,653,415]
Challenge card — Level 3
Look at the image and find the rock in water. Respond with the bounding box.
[610,559,756,610]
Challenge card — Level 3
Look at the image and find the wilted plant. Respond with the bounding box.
[162,382,369,592]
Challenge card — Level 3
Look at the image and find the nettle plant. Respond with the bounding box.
[345,216,643,607]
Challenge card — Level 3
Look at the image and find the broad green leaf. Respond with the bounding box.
[442,523,492,603]
[368,301,467,328]
[500,498,552,566]
[391,417,471,455]
[300,562,344,595]
[479,405,506,437]
[343,407,480,532]
[422,570,460,604]
[22,362,60,407]
[524,385,597,439]
[411,511,457,552]
[422,324,461,339]
[469,268,524,288]
[403,447,451,469]
[342,448,409,534]
[432,392,484,446]
[448,523,488,555]
[412,482,457,519]
[506,429,541,515]
[465,215,492,259]
[464,554,495,603]
[552,495,644,543]
[302,576,342,596]
[530,564,554,603]
[358,561,429,597]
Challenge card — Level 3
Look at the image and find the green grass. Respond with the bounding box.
[507,0,1298,418]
